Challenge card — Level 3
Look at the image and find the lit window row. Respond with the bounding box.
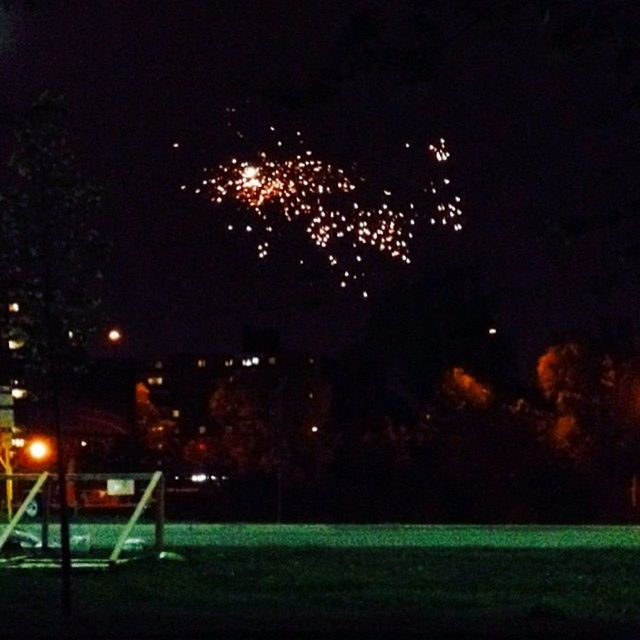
[147,377,163,386]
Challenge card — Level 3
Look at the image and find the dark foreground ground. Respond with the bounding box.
[3,544,640,639]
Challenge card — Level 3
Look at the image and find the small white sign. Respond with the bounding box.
[107,479,135,496]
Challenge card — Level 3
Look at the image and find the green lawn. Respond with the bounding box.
[155,522,640,548]
[3,526,640,638]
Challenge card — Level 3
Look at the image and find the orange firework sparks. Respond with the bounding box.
[186,115,465,297]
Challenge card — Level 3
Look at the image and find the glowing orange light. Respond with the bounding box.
[107,328,122,344]
[27,439,50,461]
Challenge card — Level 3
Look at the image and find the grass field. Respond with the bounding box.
[14,521,640,549]
[3,525,640,639]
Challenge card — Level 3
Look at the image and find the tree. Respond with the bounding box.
[536,342,603,459]
[209,361,334,520]
[0,95,106,379]
[441,366,493,409]
[210,376,273,475]
[0,93,107,614]
[135,382,178,467]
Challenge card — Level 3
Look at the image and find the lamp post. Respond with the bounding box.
[106,327,138,468]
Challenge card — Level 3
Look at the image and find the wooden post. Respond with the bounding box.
[41,476,50,552]
[155,474,165,552]
[0,472,49,552]
[109,471,162,563]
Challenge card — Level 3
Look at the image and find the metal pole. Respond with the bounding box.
[53,374,72,615]
[276,420,282,523]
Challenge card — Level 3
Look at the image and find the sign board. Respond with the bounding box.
[107,479,135,496]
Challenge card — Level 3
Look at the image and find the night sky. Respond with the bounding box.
[2,1,638,382]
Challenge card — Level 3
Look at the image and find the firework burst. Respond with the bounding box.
[183,114,464,297]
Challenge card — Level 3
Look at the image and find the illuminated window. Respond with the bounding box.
[308,392,314,399]
[8,339,24,350]
[154,361,163,369]
[242,358,253,367]
[147,377,163,386]
[197,359,207,368]
[308,357,315,365]
[11,438,25,448]
[311,426,319,433]
[8,302,19,313]
[172,409,180,418]
[251,356,260,365]
[198,425,206,434]
[488,327,497,335]
[225,359,234,367]
[268,356,277,365]
[11,388,27,399]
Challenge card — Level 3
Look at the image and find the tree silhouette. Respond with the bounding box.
[0,93,107,614]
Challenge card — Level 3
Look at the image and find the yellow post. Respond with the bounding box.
[0,446,12,520]
[0,386,15,520]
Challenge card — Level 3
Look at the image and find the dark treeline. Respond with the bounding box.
[141,266,640,524]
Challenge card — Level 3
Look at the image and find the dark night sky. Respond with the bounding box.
[2,1,638,383]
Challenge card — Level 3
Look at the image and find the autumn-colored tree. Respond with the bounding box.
[441,366,492,409]
[135,382,178,464]
[536,342,621,463]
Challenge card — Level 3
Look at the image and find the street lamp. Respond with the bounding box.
[107,328,122,345]
[27,438,51,461]
[107,327,123,362]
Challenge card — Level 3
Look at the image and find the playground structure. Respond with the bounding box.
[0,471,165,570]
